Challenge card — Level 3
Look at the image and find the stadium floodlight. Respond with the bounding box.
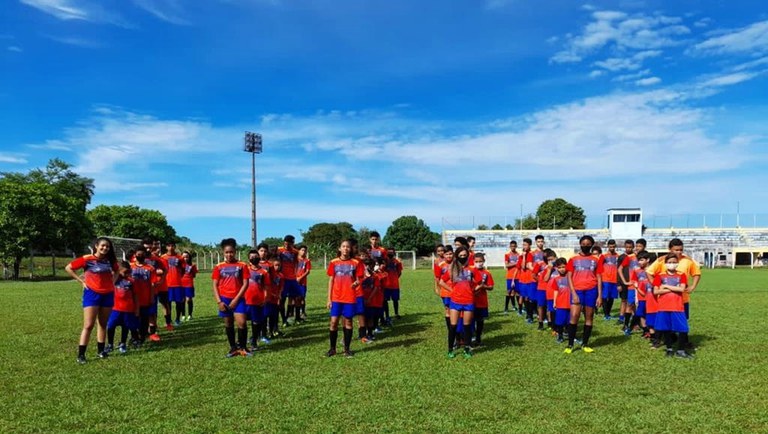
[244,132,263,248]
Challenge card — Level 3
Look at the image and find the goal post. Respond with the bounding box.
[96,236,142,260]
[395,250,417,270]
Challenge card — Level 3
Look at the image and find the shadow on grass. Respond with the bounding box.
[588,333,632,348]
[364,337,423,352]
[477,332,526,352]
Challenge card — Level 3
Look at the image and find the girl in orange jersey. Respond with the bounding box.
[66,237,119,364]
[439,247,481,359]
[212,238,250,358]
[326,239,364,357]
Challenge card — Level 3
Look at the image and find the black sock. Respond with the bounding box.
[568,323,577,347]
[237,327,247,349]
[393,301,399,316]
[583,325,593,346]
[642,326,649,333]
[287,305,294,318]
[373,316,380,331]
[279,300,287,323]
[225,326,236,349]
[251,323,259,347]
[463,325,472,351]
[176,302,185,320]
[78,345,87,358]
[602,300,609,317]
[164,314,171,326]
[476,320,484,343]
[120,327,129,345]
[448,325,457,352]
[107,327,116,346]
[329,329,338,349]
[97,342,105,353]
[445,316,451,332]
[358,327,365,339]
[187,300,194,316]
[679,332,689,351]
[664,331,674,350]
[538,321,543,328]
[295,306,301,321]
[624,314,632,328]
[140,316,149,340]
[343,328,352,351]
[557,326,564,339]
[607,298,615,315]
[384,301,390,320]
[130,329,139,341]
[149,324,157,335]
[505,295,511,311]
[517,297,523,313]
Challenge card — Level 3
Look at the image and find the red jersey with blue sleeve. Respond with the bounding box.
[162,254,186,287]
[533,249,546,265]
[267,271,283,304]
[534,262,552,290]
[598,253,619,284]
[566,254,602,290]
[653,272,687,312]
[362,273,385,308]
[212,261,250,299]
[504,252,520,279]
[146,255,168,292]
[369,246,387,261]
[131,263,155,306]
[443,266,481,305]
[297,258,311,286]
[113,277,137,312]
[327,258,363,303]
[181,264,197,288]
[517,252,535,284]
[245,266,270,306]
[550,274,571,309]
[620,253,639,272]
[630,268,651,300]
[69,255,118,294]
[473,268,494,309]
[277,246,299,280]
[384,258,403,289]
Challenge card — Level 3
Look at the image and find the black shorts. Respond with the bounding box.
[618,286,628,301]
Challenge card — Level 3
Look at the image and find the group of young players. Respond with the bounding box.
[65,230,700,363]
[489,234,700,358]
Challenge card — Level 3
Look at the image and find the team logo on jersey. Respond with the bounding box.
[333,263,356,277]
[573,259,597,272]
[219,266,243,279]
[86,260,113,274]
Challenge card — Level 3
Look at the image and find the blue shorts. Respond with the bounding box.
[602,282,618,299]
[636,301,646,317]
[384,289,400,301]
[654,311,689,333]
[82,288,114,308]
[365,306,383,319]
[534,290,546,307]
[646,312,657,328]
[684,303,690,319]
[183,286,195,298]
[218,296,247,318]
[139,304,157,316]
[356,296,366,315]
[298,284,307,298]
[246,305,265,323]
[107,311,139,330]
[627,290,637,305]
[506,279,514,293]
[330,302,357,319]
[449,301,474,312]
[264,303,279,317]
[442,297,451,308]
[281,279,302,299]
[474,307,489,319]
[169,286,185,303]
[546,300,555,312]
[555,308,570,326]
[575,288,598,308]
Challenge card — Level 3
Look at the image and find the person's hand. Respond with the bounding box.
[326,301,332,310]
[218,301,228,312]
[572,293,581,305]
[596,298,602,308]
[228,300,237,310]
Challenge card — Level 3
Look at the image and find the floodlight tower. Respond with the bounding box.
[244,132,263,248]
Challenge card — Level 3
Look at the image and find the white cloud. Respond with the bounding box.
[20,0,128,26]
[588,70,604,78]
[7,45,22,52]
[45,35,104,48]
[0,153,28,164]
[613,69,651,82]
[132,0,189,25]
[635,76,661,86]
[700,72,759,87]
[694,17,712,28]
[692,20,768,55]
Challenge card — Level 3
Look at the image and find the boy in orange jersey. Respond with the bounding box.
[361,257,386,343]
[368,231,387,262]
[503,240,520,315]
[435,246,454,334]
[180,251,197,321]
[648,238,701,321]
[598,239,620,320]
[266,255,284,339]
[106,261,140,354]
[549,258,570,343]
[278,235,301,327]
[145,239,171,332]
[630,251,652,338]
[162,241,187,327]
[564,235,603,354]
[245,249,271,351]
[295,244,311,322]
[130,246,157,344]
[517,238,536,323]
[212,238,251,358]
[472,253,494,347]
[326,239,365,357]
[533,249,557,331]
[652,254,693,358]
[383,247,404,324]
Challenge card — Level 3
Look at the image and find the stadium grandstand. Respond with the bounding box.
[443,208,768,269]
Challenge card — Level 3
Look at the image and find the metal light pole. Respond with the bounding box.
[244,132,263,248]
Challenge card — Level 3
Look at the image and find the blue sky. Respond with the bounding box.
[2,0,768,244]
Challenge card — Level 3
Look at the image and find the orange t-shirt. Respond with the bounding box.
[566,254,602,291]
[504,251,520,279]
[212,261,250,299]
[442,266,481,305]
[473,268,494,308]
[598,253,619,284]
[550,274,571,309]
[245,266,270,306]
[653,272,688,312]
[131,264,155,306]
[162,254,186,287]
[517,252,535,284]
[68,255,118,294]
[327,258,363,304]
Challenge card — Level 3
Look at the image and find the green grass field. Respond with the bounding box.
[1,268,767,433]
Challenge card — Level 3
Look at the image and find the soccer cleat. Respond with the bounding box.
[503,310,509,315]
[149,333,161,342]
[374,327,384,334]
[624,329,632,336]
[174,320,181,327]
[259,337,271,345]
[665,349,675,358]
[556,336,565,344]
[225,348,240,358]
[564,347,573,355]
[165,324,174,332]
[76,355,87,365]
[463,348,473,359]
[642,332,651,339]
[526,318,534,324]
[282,322,290,328]
[447,351,456,359]
[343,350,355,358]
[98,351,108,359]
[117,343,127,354]
[187,316,193,321]
[582,346,595,353]
[239,349,253,357]
[131,339,143,349]
[104,344,113,354]
[537,324,544,331]
[395,315,402,320]
[574,339,583,346]
[650,342,660,350]
[361,337,373,344]
[325,349,337,357]
[675,350,694,359]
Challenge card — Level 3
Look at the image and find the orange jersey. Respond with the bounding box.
[630,268,651,300]
[212,261,250,299]
[368,246,387,261]
[131,263,156,306]
[327,258,363,304]
[648,255,700,304]
[442,266,481,305]
[297,258,311,286]
[277,246,299,280]
[473,268,494,309]
[113,277,136,313]
[181,263,197,288]
[69,255,118,294]
[267,271,283,304]
[362,272,386,308]
[517,252,535,284]
[504,251,520,279]
[598,253,619,284]
[534,262,552,291]
[566,254,602,290]
[147,255,168,292]
[245,266,270,306]
[653,272,687,312]
[162,254,186,287]
[383,258,403,289]
[435,260,452,298]
[550,274,571,309]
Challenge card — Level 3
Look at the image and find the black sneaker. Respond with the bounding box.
[104,344,114,354]
[676,350,694,359]
[76,355,87,365]
[343,350,355,358]
[665,349,675,358]
[325,348,337,357]
[98,351,109,359]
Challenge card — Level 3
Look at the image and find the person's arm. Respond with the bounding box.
[567,270,580,305]
[688,275,701,293]
[326,276,333,309]
[213,278,227,311]
[596,266,603,307]
[230,267,249,308]
[65,263,86,289]
[618,264,630,286]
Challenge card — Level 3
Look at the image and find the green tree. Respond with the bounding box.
[301,222,357,259]
[383,216,440,256]
[505,224,515,230]
[536,198,586,229]
[260,237,284,248]
[513,214,538,230]
[477,224,489,230]
[491,224,504,230]
[87,205,179,243]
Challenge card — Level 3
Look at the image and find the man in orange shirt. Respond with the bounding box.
[162,241,187,327]
[598,239,620,320]
[504,240,520,315]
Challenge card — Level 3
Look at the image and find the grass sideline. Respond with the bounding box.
[1,268,767,433]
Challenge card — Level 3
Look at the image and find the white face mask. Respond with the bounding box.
[666,263,678,271]
[475,263,485,269]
